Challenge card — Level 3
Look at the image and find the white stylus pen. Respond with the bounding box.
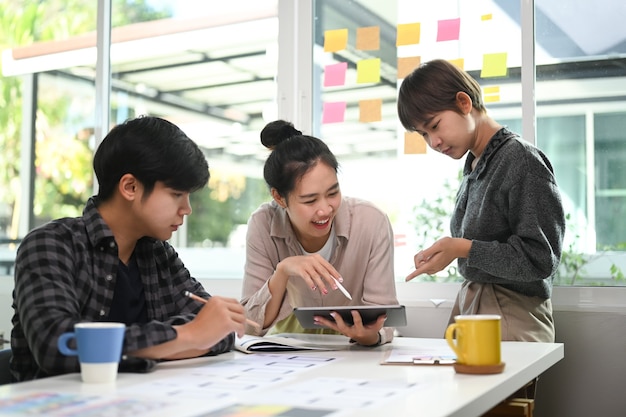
[333,277,352,300]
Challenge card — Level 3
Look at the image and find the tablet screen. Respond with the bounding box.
[293,305,407,329]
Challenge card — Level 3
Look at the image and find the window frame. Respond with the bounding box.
[3,0,625,314]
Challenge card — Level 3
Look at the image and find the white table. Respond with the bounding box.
[0,337,563,417]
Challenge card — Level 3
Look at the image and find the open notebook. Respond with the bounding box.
[235,333,352,354]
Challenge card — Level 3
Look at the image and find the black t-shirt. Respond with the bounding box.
[107,254,148,325]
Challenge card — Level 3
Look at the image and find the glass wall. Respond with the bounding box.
[311,0,626,285]
[531,0,626,284]
[1,0,625,286]
[313,0,523,280]
[106,0,279,261]
[0,0,101,269]
[1,0,279,278]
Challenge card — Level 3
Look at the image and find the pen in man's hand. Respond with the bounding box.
[183,291,261,330]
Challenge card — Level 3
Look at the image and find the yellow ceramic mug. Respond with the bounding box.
[445,314,501,366]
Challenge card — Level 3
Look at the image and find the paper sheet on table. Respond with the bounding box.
[381,347,456,365]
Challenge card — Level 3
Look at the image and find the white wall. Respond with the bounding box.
[2,278,625,417]
[536,309,626,417]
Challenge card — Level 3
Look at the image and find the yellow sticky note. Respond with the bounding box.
[484,94,501,103]
[357,58,381,84]
[397,56,421,79]
[448,58,464,70]
[483,85,500,103]
[404,132,427,154]
[359,99,382,123]
[324,28,348,52]
[397,23,421,46]
[481,52,508,78]
[481,13,493,21]
[356,26,380,51]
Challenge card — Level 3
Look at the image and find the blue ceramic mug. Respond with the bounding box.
[58,322,126,383]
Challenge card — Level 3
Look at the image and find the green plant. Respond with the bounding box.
[410,170,463,283]
[555,213,587,285]
[0,0,171,235]
[547,214,625,286]
[411,176,626,286]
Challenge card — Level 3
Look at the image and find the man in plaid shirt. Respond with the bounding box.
[10,116,246,382]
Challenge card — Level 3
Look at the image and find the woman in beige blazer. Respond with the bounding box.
[241,120,398,346]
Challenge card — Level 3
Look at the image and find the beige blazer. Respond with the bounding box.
[241,197,398,343]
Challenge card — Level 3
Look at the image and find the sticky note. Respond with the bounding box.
[359,99,382,122]
[437,18,461,42]
[483,86,500,94]
[397,56,421,79]
[322,102,347,124]
[397,23,421,46]
[324,62,348,87]
[484,94,500,103]
[481,13,493,21]
[483,86,501,103]
[356,58,381,84]
[404,132,427,154]
[448,58,464,70]
[481,52,508,78]
[324,29,348,52]
[356,26,380,51]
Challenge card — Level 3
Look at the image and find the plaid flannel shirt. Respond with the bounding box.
[10,197,234,382]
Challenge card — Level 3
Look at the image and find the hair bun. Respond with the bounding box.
[279,124,302,139]
[260,120,302,149]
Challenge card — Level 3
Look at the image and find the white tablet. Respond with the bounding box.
[293,305,407,329]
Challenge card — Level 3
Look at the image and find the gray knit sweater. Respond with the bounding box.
[452,128,565,299]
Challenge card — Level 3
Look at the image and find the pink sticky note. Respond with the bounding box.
[437,18,461,42]
[324,62,348,87]
[322,102,347,124]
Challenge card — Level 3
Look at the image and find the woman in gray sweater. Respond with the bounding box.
[397,59,565,343]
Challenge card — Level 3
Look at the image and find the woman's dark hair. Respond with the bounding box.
[397,59,485,131]
[261,120,338,199]
[93,115,209,201]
